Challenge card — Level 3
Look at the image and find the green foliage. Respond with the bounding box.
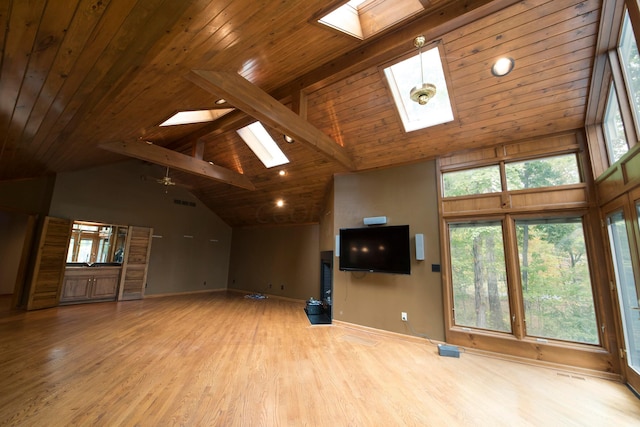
[443,166,501,197]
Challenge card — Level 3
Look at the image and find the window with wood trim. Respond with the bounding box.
[438,132,614,371]
[586,2,640,176]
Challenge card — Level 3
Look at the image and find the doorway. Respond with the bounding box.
[602,190,640,395]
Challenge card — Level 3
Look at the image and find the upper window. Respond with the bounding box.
[505,154,580,191]
[603,82,630,163]
[618,10,640,134]
[442,165,501,197]
[442,153,582,198]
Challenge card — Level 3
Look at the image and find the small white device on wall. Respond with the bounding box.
[415,233,425,261]
[363,216,387,226]
[335,235,340,257]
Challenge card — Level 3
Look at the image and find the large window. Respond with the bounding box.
[449,222,511,333]
[516,218,599,344]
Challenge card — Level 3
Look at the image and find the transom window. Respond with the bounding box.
[442,153,581,198]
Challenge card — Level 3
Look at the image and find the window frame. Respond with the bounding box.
[586,0,640,177]
[438,132,616,372]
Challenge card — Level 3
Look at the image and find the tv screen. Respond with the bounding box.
[339,225,411,275]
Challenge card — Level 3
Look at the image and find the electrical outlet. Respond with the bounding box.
[401,312,408,322]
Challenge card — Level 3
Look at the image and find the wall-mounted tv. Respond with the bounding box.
[339,225,411,275]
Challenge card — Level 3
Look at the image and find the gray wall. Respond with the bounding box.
[49,161,232,295]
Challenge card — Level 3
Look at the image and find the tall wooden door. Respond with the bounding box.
[118,226,153,301]
[26,216,72,310]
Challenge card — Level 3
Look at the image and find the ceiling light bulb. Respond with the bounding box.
[491,57,515,76]
[276,199,284,207]
[410,83,436,105]
[279,170,286,176]
[215,99,227,105]
[283,134,294,143]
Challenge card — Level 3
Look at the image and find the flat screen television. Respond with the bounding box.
[339,225,411,275]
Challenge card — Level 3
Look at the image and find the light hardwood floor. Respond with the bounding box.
[1,292,639,426]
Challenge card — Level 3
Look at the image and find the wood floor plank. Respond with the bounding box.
[0,293,638,426]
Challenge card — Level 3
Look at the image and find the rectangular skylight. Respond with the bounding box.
[318,0,364,39]
[160,109,233,126]
[236,122,289,168]
[383,45,454,132]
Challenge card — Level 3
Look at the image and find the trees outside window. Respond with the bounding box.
[449,222,510,333]
[516,218,599,344]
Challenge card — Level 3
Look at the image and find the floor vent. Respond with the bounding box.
[174,199,196,207]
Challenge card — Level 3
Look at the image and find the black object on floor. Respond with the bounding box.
[305,308,332,325]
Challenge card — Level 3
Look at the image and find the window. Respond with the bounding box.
[443,153,582,198]
[516,218,599,344]
[449,222,511,333]
[618,10,640,133]
[442,165,501,197]
[505,154,580,191]
[607,209,640,373]
[603,83,630,163]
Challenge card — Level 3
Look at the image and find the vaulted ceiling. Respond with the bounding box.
[0,0,601,226]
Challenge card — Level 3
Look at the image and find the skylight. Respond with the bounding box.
[383,45,454,132]
[236,122,290,168]
[160,109,233,126]
[318,0,365,39]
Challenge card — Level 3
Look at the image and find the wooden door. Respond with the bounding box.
[118,226,153,301]
[26,217,72,310]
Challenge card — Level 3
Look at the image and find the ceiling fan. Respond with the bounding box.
[157,167,177,187]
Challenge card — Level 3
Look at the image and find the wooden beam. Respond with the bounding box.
[192,139,205,160]
[186,70,356,171]
[99,140,255,191]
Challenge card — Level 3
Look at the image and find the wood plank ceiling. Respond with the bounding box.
[0,0,601,226]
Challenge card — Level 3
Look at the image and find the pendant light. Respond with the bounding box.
[409,35,437,105]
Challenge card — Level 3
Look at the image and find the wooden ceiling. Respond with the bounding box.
[0,0,601,226]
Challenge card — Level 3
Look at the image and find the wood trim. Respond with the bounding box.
[99,140,256,191]
[186,70,356,171]
[26,216,72,310]
[118,226,153,301]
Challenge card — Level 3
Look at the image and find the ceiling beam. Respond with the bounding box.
[100,140,255,191]
[186,70,356,171]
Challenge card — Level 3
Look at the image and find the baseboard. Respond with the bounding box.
[144,288,227,298]
[331,320,444,346]
[331,320,622,382]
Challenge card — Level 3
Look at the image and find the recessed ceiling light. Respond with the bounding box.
[215,99,227,105]
[283,135,294,144]
[276,199,284,207]
[491,57,515,77]
[279,170,286,176]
